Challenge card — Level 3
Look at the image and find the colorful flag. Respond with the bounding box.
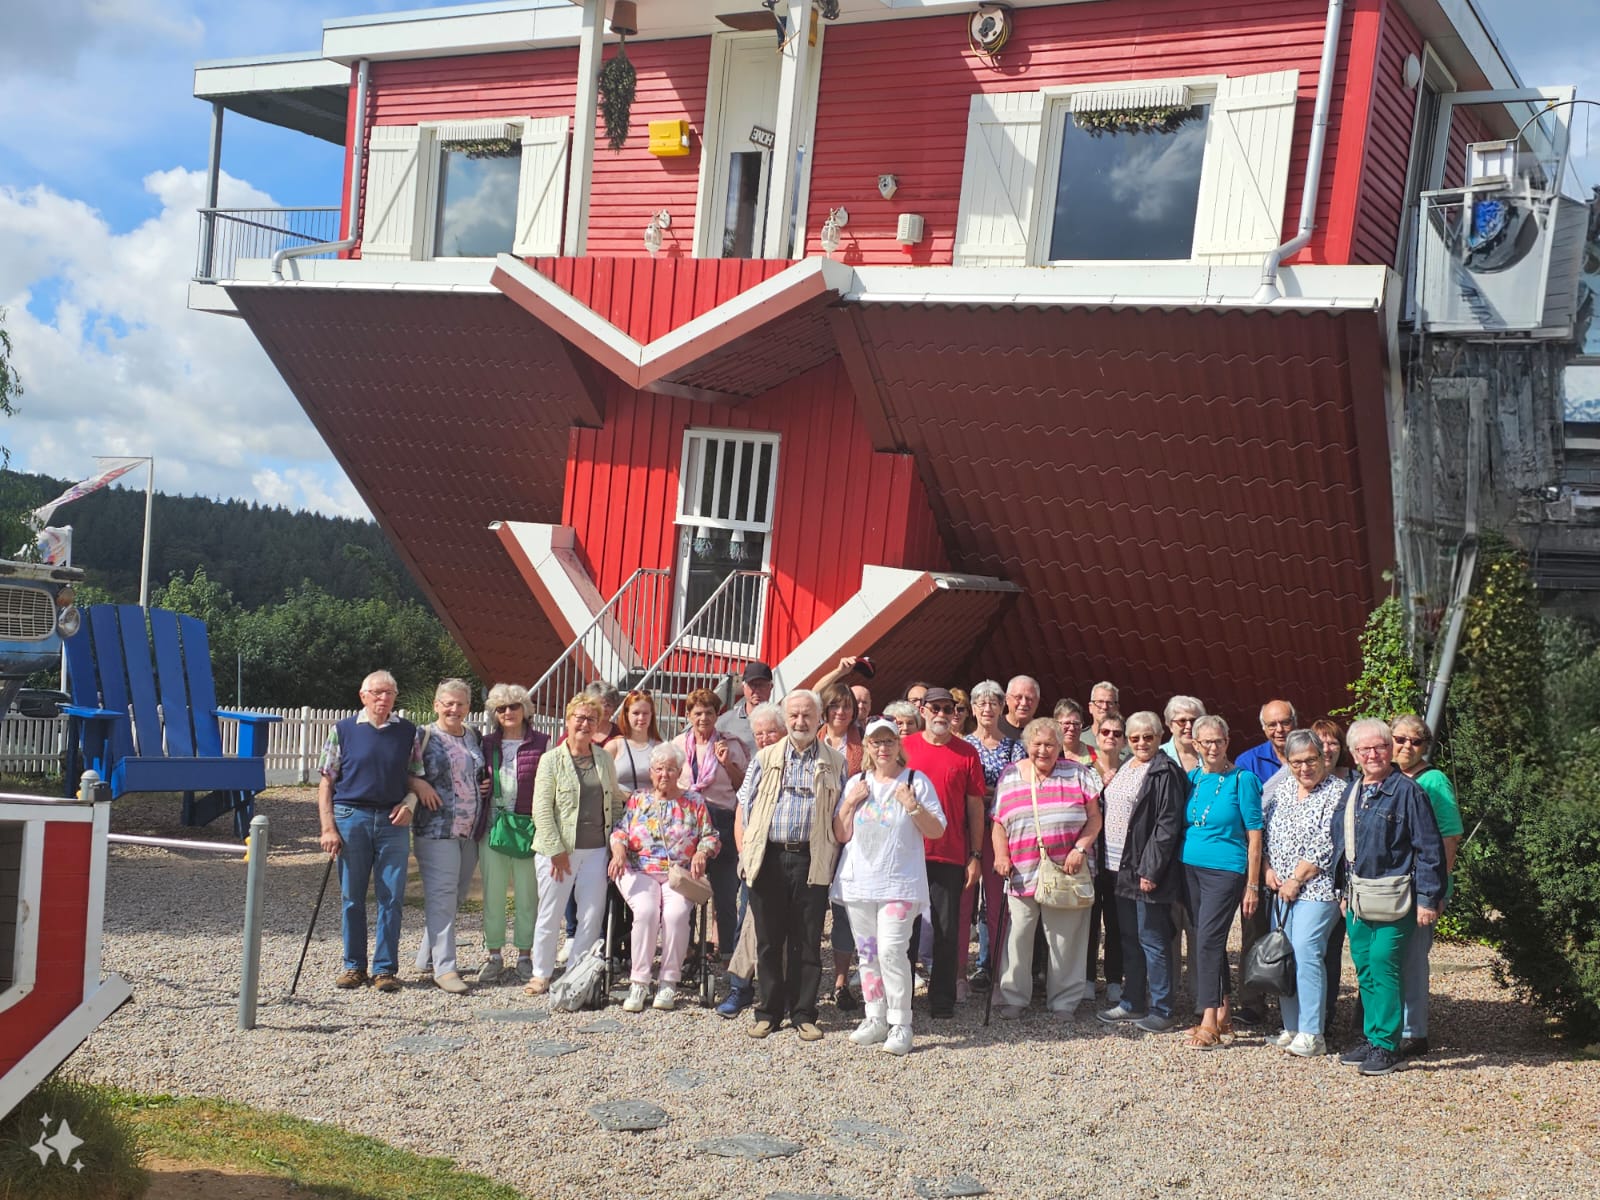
[35,525,72,566]
[30,456,147,527]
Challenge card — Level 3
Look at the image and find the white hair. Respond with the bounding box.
[362,670,398,694]
[785,689,822,716]
[749,701,784,732]
[1091,681,1120,701]
[1126,711,1163,739]
[649,741,686,771]
[1164,695,1205,722]
[434,677,471,703]
[1346,718,1393,753]
[1193,714,1230,741]
[1260,699,1299,726]
[1006,675,1040,695]
[970,679,1004,702]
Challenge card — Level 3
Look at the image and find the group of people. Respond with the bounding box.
[317,661,1460,1073]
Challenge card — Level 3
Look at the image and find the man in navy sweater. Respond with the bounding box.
[318,670,438,993]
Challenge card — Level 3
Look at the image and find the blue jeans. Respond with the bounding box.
[334,804,410,976]
[1276,898,1340,1036]
[1135,899,1176,1019]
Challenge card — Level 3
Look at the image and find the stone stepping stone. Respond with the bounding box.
[388,1035,467,1053]
[476,1009,550,1024]
[579,1018,624,1033]
[664,1068,705,1090]
[589,1100,670,1132]
[697,1133,804,1160]
[912,1175,989,1198]
[828,1118,906,1150]
[526,1040,582,1058]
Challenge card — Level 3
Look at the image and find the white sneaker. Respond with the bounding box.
[882,1024,913,1056]
[1287,1033,1326,1058]
[653,984,678,1011]
[849,1017,890,1045]
[1106,982,1123,1006]
[1274,1030,1297,1048]
[556,943,571,966]
[623,983,649,1013]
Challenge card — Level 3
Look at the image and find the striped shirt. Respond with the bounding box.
[993,759,1095,898]
[740,739,821,845]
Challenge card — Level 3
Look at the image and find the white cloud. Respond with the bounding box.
[0,168,370,519]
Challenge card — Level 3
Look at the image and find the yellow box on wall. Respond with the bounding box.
[649,119,691,157]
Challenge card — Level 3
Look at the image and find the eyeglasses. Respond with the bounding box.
[1353,744,1389,757]
[1197,738,1226,749]
[926,703,955,715]
[1287,757,1323,769]
[1392,734,1427,747]
[1100,728,1125,738]
[494,704,523,714]
[827,702,853,712]
[571,714,597,725]
[1264,719,1294,729]
[1058,718,1083,729]
[1170,717,1195,727]
[955,705,969,713]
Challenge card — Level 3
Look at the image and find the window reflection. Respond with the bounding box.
[435,146,520,258]
[722,150,764,258]
[1048,105,1209,261]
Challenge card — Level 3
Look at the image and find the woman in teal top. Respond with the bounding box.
[1181,714,1263,1050]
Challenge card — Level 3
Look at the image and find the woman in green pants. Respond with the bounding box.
[1330,718,1445,1077]
[477,683,548,983]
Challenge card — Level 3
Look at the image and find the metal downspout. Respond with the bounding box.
[1424,384,1483,735]
[272,58,369,280]
[1253,0,1345,304]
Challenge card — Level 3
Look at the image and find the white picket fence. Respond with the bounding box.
[0,707,492,786]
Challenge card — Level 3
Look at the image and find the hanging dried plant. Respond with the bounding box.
[598,41,636,153]
[441,137,519,159]
[1073,105,1204,138]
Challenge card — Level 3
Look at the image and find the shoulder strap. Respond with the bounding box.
[1027,766,1051,858]
[1343,778,1357,863]
[419,722,433,757]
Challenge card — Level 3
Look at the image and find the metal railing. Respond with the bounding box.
[195,207,342,283]
[524,568,674,741]
[636,570,770,737]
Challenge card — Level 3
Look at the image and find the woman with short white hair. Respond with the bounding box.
[608,741,720,1012]
[478,681,548,984]
[411,678,486,993]
[1161,695,1205,772]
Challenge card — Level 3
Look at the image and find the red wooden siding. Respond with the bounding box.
[351,40,708,258]
[0,824,90,1077]
[531,256,791,343]
[1344,0,1423,266]
[804,0,1377,265]
[562,359,950,664]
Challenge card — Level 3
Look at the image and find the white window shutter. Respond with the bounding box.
[512,116,571,258]
[1192,70,1301,263]
[952,91,1046,267]
[361,125,432,261]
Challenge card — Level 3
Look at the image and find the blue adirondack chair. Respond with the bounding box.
[63,605,282,837]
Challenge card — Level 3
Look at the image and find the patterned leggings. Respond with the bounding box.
[843,898,918,1027]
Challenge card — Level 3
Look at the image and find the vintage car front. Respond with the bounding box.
[0,559,86,711]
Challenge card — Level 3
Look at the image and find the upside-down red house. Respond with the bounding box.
[189,0,1584,723]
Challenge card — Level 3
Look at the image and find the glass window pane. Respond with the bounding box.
[722,151,764,258]
[682,529,765,647]
[1048,105,1209,261]
[435,147,520,258]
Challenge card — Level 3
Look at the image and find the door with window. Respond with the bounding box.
[706,38,782,259]
[674,429,778,653]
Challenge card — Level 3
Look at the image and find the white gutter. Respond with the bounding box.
[273,58,369,281]
[1253,0,1345,304]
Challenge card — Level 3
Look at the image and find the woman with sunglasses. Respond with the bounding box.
[1181,714,1263,1049]
[1160,696,1205,773]
[1085,713,1125,1008]
[1390,714,1463,1060]
[478,682,549,984]
[1262,729,1345,1056]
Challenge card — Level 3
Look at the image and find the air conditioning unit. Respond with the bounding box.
[1416,187,1591,338]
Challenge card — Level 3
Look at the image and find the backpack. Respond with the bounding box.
[547,939,609,1012]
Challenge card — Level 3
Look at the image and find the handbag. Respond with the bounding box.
[1241,899,1297,995]
[667,862,714,906]
[1028,769,1095,910]
[485,748,535,859]
[1343,780,1414,923]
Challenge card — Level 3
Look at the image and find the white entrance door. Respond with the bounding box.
[707,38,782,259]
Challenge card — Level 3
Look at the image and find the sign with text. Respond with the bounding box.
[749,125,775,150]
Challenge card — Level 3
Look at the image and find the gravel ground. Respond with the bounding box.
[70,788,1600,1200]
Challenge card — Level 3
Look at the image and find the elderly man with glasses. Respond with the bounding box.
[999,675,1040,740]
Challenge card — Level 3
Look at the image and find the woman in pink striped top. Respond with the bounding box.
[991,717,1103,1020]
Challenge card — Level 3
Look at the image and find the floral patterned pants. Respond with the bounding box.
[843,898,918,1027]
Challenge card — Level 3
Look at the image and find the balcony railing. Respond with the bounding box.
[194,207,343,283]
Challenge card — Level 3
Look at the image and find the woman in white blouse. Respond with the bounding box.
[831,718,946,1056]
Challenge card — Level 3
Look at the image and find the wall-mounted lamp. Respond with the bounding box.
[819,206,849,254]
[878,174,898,201]
[643,209,672,255]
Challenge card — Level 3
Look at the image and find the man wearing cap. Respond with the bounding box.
[903,686,986,1017]
[740,689,845,1041]
[718,660,776,756]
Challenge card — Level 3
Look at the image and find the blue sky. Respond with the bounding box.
[0,0,1595,517]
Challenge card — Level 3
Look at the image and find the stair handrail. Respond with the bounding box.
[633,569,771,701]
[524,566,671,715]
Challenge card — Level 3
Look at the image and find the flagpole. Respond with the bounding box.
[139,458,154,608]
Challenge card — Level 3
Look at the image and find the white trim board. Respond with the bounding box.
[0,976,133,1124]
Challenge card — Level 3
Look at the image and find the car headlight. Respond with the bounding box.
[56,603,82,638]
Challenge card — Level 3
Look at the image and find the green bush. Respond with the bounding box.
[1334,594,1422,719]
[0,1076,147,1200]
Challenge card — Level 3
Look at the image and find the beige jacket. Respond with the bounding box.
[531,741,623,857]
[740,735,845,887]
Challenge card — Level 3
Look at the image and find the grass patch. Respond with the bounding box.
[0,1076,148,1200]
[101,1088,523,1200]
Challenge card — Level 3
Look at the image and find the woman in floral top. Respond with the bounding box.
[608,741,720,1013]
[1262,729,1345,1057]
[412,678,486,994]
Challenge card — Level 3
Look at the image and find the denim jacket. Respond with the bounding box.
[1329,768,1446,912]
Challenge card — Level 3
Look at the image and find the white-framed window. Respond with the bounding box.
[953,70,1301,268]
[673,428,779,654]
[361,116,571,261]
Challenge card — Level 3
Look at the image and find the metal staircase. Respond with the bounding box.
[524,567,771,739]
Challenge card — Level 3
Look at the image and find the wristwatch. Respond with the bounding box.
[968,852,982,862]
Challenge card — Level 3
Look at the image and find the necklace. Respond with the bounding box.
[1192,770,1230,827]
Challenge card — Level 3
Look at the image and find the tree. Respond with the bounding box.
[0,309,27,553]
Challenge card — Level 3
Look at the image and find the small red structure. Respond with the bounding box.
[0,793,130,1121]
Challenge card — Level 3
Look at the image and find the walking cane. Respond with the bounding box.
[982,877,1011,1027]
[290,854,336,997]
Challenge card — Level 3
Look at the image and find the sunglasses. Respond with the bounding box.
[1392,734,1427,747]
[1100,729,1125,738]
[925,703,956,715]
[494,703,522,713]
[1127,734,1156,744]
